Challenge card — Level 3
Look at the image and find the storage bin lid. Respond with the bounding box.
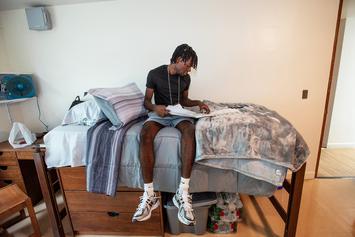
[164,192,217,209]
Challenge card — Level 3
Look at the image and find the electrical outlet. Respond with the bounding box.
[302,90,308,99]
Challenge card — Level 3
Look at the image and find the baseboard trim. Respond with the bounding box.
[326,143,355,148]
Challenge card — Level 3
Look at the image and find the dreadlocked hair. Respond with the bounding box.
[170,44,198,69]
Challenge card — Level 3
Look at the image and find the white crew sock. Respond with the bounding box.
[144,182,154,196]
[179,177,190,194]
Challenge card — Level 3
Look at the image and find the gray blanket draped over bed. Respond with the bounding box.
[194,101,309,180]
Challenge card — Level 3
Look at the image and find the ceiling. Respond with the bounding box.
[0,0,114,11]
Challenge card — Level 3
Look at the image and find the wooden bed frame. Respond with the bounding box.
[32,147,306,237]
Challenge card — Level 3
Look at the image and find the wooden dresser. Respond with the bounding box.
[58,167,164,236]
[0,141,42,205]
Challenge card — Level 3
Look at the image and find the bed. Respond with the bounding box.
[32,101,308,237]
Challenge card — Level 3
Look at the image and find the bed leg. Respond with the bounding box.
[284,163,306,237]
[33,148,66,237]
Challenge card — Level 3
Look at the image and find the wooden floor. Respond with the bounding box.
[318,148,355,177]
[167,179,355,237]
[4,179,355,237]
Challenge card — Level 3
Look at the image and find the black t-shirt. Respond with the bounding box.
[146,65,191,106]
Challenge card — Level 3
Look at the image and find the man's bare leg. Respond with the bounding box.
[139,121,164,182]
[173,120,196,226]
[175,121,196,178]
[132,121,163,223]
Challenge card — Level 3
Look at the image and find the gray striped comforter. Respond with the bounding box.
[86,118,144,196]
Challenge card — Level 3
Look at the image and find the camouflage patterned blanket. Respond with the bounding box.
[194,101,310,173]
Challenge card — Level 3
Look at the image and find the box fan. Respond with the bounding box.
[0,74,36,100]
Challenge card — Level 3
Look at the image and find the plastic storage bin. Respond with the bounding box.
[164,192,217,235]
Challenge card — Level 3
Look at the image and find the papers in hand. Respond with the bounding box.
[166,104,212,118]
[167,104,240,118]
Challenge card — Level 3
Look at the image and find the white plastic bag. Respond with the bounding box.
[8,122,36,148]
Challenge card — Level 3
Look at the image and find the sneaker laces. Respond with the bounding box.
[181,193,194,215]
[136,192,153,212]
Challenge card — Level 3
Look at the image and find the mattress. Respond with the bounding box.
[119,122,278,196]
[44,122,278,196]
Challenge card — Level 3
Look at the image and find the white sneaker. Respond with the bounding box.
[173,189,196,226]
[132,192,160,222]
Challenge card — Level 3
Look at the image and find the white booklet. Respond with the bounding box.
[166,104,213,118]
[167,104,240,118]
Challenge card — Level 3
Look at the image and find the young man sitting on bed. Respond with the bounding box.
[132,44,210,225]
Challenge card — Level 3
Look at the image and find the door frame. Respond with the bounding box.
[321,18,347,149]
[315,0,344,177]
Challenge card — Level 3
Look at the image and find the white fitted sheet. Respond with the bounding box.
[44,125,90,168]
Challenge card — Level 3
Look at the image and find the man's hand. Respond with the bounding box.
[198,102,210,114]
[154,105,169,117]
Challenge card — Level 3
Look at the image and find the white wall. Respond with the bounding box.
[328,16,355,148]
[343,0,355,18]
[0,28,9,71]
[0,23,11,141]
[0,0,339,178]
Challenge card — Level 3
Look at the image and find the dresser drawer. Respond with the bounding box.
[16,151,34,160]
[58,167,86,190]
[0,165,21,180]
[65,191,157,213]
[0,151,17,166]
[71,211,162,236]
[59,167,141,191]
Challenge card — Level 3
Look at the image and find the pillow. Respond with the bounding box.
[88,82,147,128]
[62,99,106,126]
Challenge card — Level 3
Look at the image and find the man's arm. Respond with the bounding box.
[144,88,169,117]
[180,90,210,113]
[143,88,156,111]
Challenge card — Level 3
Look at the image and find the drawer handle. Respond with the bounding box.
[4,180,13,184]
[107,211,120,217]
[0,151,3,156]
[0,166,8,170]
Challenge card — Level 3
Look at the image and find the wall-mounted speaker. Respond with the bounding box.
[25,7,52,31]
